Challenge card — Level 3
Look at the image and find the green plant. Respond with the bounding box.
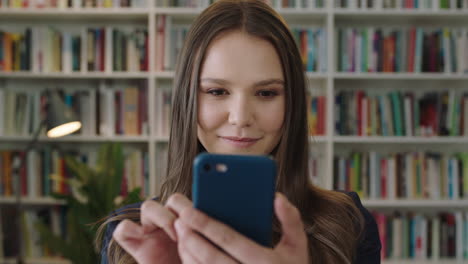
[36,143,143,264]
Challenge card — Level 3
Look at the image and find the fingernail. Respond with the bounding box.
[174,219,182,232]
[171,223,178,242]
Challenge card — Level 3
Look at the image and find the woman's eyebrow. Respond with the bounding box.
[253,79,285,87]
[200,78,284,87]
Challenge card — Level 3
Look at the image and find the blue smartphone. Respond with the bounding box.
[192,153,276,247]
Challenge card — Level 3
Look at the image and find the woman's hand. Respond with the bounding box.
[173,192,309,264]
[112,194,193,264]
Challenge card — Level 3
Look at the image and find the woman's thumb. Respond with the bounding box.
[274,193,308,249]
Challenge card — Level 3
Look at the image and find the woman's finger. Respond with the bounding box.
[175,219,238,264]
[177,228,202,264]
[274,193,308,252]
[178,207,270,264]
[165,193,194,216]
[112,219,144,255]
[140,199,177,241]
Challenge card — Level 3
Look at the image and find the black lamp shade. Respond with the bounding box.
[46,91,82,138]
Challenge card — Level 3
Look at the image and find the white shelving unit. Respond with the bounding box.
[1,1,468,263]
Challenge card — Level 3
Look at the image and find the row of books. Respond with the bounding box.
[0,26,148,73]
[0,148,149,198]
[307,94,326,136]
[155,15,189,71]
[293,27,328,72]
[155,16,328,72]
[155,0,213,7]
[263,0,326,8]
[335,90,468,137]
[373,211,468,260]
[156,0,322,8]
[333,151,468,200]
[336,27,468,74]
[336,0,468,9]
[0,207,66,258]
[0,83,149,137]
[0,0,146,8]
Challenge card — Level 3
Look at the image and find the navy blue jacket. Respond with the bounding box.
[101,192,381,263]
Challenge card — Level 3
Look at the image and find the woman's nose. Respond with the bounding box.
[227,95,253,128]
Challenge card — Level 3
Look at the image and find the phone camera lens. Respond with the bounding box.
[204,164,211,172]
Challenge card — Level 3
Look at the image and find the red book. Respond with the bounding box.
[389,33,396,72]
[366,97,371,136]
[408,28,416,72]
[143,32,149,71]
[374,213,387,260]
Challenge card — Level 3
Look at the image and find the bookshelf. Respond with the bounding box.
[0,0,468,263]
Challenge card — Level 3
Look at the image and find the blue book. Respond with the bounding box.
[448,159,453,199]
[409,216,416,258]
[307,29,315,72]
[415,28,424,73]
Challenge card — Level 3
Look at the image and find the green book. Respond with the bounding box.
[362,29,368,72]
[403,216,409,258]
[458,153,468,197]
[391,91,404,136]
[450,97,461,136]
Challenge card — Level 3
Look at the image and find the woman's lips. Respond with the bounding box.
[220,136,260,148]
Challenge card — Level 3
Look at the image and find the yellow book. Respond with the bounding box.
[53,30,62,72]
[104,0,113,7]
[123,86,139,135]
[13,0,22,8]
[10,34,21,71]
[3,33,12,72]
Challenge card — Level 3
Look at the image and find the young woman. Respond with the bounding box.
[97,1,381,263]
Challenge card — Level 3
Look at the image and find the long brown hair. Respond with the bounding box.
[97,1,364,263]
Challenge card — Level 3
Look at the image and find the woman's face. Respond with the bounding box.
[197,30,285,155]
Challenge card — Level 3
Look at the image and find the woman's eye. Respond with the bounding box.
[257,90,278,97]
[207,89,227,96]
